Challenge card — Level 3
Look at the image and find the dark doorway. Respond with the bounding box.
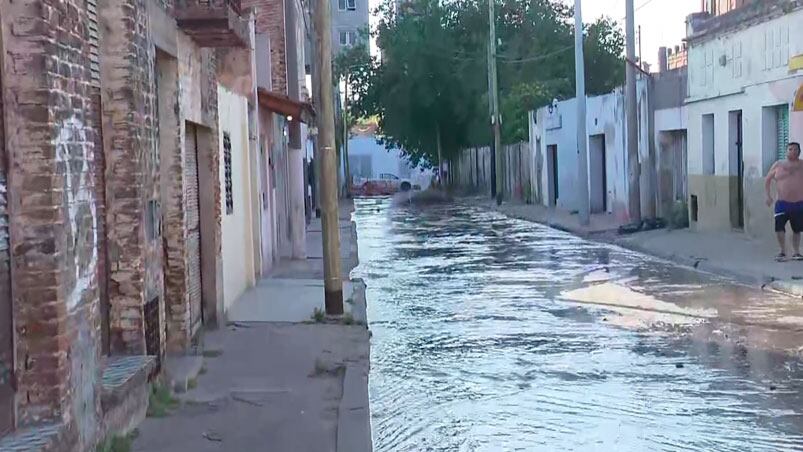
[547,145,558,206]
[589,135,607,214]
[0,66,15,435]
[185,123,204,333]
[729,110,744,229]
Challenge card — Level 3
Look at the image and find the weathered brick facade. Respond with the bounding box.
[161,31,224,352]
[0,0,103,447]
[0,0,243,446]
[99,0,165,356]
[247,0,288,94]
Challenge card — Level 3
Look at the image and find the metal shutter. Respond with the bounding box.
[777,105,790,161]
[185,124,203,333]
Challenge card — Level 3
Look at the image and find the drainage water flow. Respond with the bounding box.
[354,198,803,452]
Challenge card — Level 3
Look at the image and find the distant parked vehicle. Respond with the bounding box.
[352,173,414,196]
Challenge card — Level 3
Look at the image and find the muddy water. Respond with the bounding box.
[353,198,803,452]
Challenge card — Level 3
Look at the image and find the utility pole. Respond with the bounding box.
[575,0,590,226]
[488,0,503,205]
[313,0,343,314]
[625,0,641,223]
[487,40,496,199]
[310,20,322,217]
[343,73,351,196]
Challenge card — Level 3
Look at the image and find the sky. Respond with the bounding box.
[563,0,700,68]
[369,0,702,69]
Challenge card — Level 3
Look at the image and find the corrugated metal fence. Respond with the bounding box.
[454,142,533,203]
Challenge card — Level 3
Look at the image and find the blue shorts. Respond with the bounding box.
[775,201,803,232]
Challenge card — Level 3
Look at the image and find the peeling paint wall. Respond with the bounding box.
[687,7,803,239]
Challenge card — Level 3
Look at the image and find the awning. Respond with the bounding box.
[257,88,315,124]
[794,83,803,112]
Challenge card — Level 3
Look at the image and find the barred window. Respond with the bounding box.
[224,132,234,215]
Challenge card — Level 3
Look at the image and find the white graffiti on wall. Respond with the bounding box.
[0,173,7,254]
[54,117,98,310]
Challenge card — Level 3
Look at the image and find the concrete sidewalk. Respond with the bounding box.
[133,202,371,452]
[483,199,803,299]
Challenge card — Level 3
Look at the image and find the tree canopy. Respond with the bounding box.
[343,0,625,167]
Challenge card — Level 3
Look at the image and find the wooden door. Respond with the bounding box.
[184,124,203,332]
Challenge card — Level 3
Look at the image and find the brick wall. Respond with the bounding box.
[246,0,287,94]
[99,0,165,356]
[160,31,223,352]
[0,0,103,444]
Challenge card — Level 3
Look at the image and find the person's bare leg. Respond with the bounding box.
[777,231,786,256]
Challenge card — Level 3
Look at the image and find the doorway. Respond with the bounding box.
[0,66,14,435]
[547,145,558,206]
[589,135,607,214]
[185,123,204,334]
[729,110,744,229]
[259,136,274,275]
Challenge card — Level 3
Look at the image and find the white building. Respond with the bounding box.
[685,1,803,239]
[530,79,652,224]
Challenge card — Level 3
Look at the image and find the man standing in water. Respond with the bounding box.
[766,142,803,261]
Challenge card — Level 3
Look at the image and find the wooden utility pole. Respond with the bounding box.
[625,0,641,223]
[313,0,343,314]
[575,0,590,226]
[488,0,503,205]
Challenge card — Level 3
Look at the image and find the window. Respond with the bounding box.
[339,30,357,47]
[338,0,356,10]
[702,114,715,175]
[224,132,234,215]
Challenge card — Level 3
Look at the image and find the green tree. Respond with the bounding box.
[349,0,626,164]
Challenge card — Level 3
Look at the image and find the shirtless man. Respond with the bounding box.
[766,142,803,261]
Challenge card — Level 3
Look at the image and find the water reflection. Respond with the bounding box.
[354,198,803,452]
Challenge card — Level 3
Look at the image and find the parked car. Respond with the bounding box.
[352,173,414,196]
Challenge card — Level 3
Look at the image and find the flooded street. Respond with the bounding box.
[353,198,803,452]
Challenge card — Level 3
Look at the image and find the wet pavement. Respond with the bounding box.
[353,198,803,452]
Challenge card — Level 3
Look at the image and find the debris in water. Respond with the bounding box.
[203,431,223,442]
[675,363,684,369]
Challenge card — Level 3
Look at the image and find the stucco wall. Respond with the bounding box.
[532,81,650,223]
[686,7,803,239]
[258,106,278,274]
[218,86,256,312]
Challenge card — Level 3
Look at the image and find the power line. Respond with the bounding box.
[619,0,660,20]
[497,44,574,64]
